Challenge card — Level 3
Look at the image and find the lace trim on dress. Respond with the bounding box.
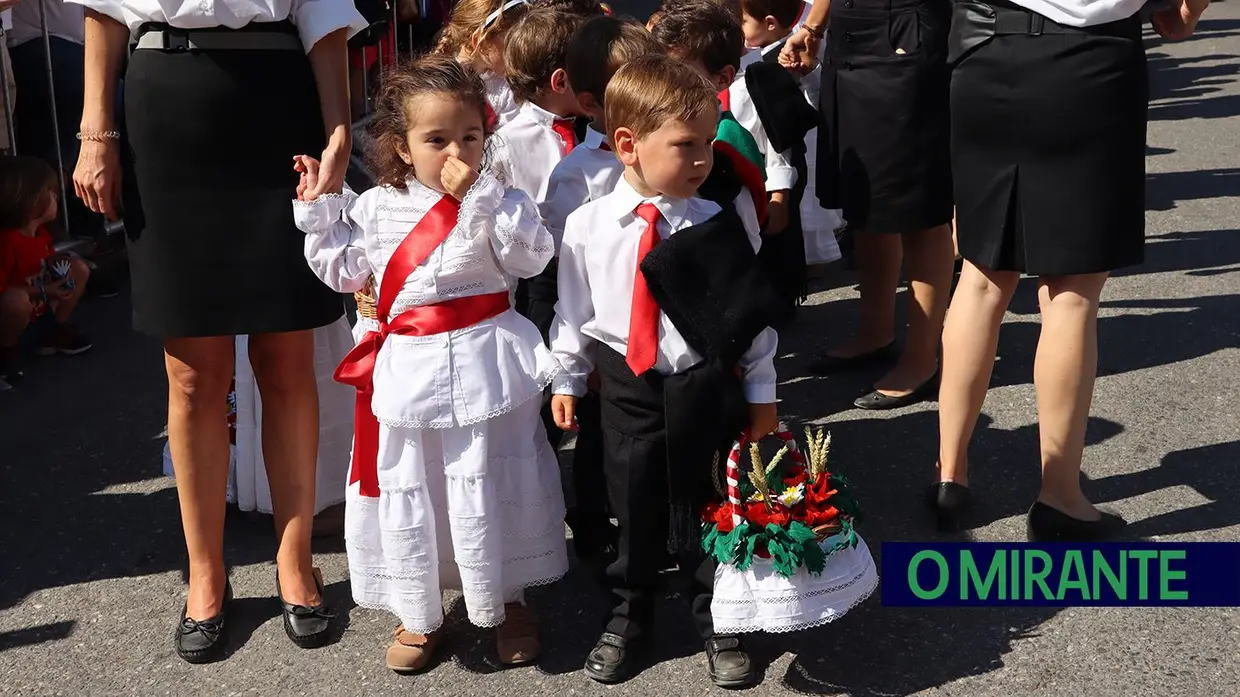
[710,566,880,635]
[491,198,554,257]
[292,191,354,209]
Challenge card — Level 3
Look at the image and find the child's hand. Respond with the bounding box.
[746,402,778,441]
[764,194,789,235]
[293,155,321,201]
[551,394,579,431]
[441,156,479,201]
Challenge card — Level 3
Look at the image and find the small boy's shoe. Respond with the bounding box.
[37,324,93,356]
[496,602,539,665]
[705,635,754,688]
[584,631,641,684]
[386,625,441,674]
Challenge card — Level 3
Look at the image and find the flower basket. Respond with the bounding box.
[703,423,879,634]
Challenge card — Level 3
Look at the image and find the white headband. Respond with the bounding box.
[482,0,528,29]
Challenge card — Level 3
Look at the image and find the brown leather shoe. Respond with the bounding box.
[496,603,539,665]
[386,625,441,674]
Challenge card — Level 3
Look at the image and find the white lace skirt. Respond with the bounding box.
[711,533,878,634]
[346,397,568,634]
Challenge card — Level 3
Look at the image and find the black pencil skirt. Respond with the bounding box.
[122,24,344,337]
[950,1,1148,275]
[818,0,954,233]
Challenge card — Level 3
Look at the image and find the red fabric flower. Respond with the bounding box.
[745,501,790,528]
[702,502,737,533]
[782,464,807,487]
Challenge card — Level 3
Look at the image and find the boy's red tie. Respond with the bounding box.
[552,118,577,155]
[626,202,662,376]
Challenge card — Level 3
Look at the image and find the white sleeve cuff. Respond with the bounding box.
[765,163,798,192]
[552,372,586,397]
[292,191,355,233]
[294,0,370,53]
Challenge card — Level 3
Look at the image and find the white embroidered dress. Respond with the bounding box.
[295,174,568,633]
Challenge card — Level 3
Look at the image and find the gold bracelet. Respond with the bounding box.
[803,23,825,39]
[76,130,121,142]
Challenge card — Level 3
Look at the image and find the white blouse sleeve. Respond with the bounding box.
[539,159,590,252]
[737,327,778,404]
[291,0,369,53]
[548,209,596,397]
[294,190,373,294]
[460,173,554,279]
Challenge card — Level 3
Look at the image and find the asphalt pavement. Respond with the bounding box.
[2,12,1239,696]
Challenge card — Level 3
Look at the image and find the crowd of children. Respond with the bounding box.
[285,0,874,687]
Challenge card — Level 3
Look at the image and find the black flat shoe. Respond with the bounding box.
[175,581,233,664]
[706,635,754,688]
[853,372,939,411]
[584,631,641,684]
[1026,501,1128,542]
[927,482,971,533]
[276,567,335,649]
[806,341,896,376]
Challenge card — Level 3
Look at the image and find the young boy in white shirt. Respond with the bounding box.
[536,14,664,569]
[549,54,780,689]
[490,4,602,204]
[653,3,817,317]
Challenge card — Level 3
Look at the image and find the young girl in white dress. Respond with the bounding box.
[292,55,567,674]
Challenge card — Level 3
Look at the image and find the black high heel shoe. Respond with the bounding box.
[175,580,233,664]
[927,482,971,533]
[276,567,336,649]
[1026,501,1128,542]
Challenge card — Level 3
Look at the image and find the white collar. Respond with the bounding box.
[583,126,607,150]
[606,174,692,230]
[518,100,566,126]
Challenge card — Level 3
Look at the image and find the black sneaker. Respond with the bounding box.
[37,325,93,356]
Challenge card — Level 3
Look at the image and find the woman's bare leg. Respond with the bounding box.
[1034,272,1110,520]
[874,223,955,396]
[248,330,321,606]
[824,231,901,357]
[165,336,236,620]
[936,262,1020,484]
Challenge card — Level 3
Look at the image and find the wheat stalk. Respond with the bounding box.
[747,442,773,512]
[804,427,832,479]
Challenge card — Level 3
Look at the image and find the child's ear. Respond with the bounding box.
[550,68,571,95]
[613,126,639,166]
[395,137,414,166]
[576,91,604,122]
[765,14,779,31]
[712,65,737,92]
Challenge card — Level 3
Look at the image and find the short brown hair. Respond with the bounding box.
[740,0,802,28]
[367,55,489,189]
[0,156,57,230]
[504,8,598,103]
[650,3,744,75]
[565,16,665,107]
[605,54,718,141]
[656,0,741,20]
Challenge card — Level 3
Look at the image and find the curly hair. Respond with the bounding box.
[366,55,490,189]
[434,0,531,62]
[0,155,57,230]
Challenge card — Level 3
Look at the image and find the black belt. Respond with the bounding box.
[133,26,302,51]
[948,0,1137,64]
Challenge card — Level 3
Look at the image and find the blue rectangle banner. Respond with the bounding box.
[881,542,1240,607]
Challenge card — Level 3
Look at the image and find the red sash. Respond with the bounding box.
[334,195,510,498]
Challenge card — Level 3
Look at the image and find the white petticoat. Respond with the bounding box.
[161,317,355,515]
[346,396,569,634]
[711,533,878,634]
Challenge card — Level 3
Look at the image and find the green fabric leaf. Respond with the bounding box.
[735,531,759,572]
[701,523,720,558]
[802,534,827,576]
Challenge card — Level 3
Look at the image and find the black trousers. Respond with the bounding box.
[595,347,746,641]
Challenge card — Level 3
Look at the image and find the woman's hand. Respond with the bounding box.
[441,156,480,201]
[1152,0,1210,39]
[780,27,822,73]
[73,139,122,221]
[301,133,349,199]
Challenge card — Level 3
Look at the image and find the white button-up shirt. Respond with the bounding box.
[727,65,799,193]
[295,175,561,428]
[550,175,778,404]
[65,0,367,53]
[491,101,574,204]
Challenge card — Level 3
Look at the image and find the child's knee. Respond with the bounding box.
[1,287,31,318]
[69,258,91,285]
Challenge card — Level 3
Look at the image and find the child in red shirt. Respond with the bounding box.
[0,156,92,386]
